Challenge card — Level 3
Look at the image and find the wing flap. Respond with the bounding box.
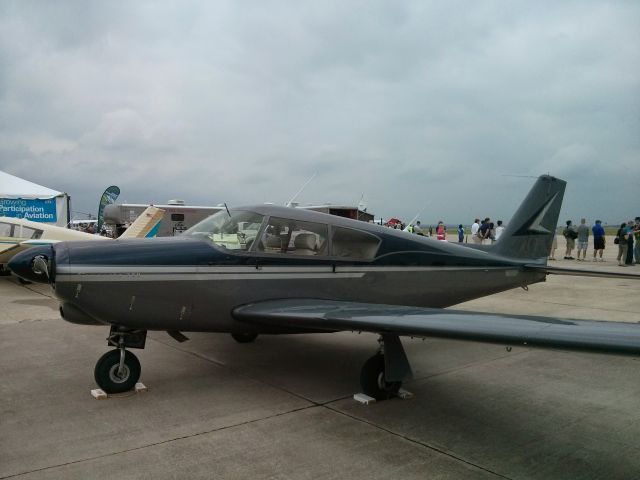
[233,299,640,355]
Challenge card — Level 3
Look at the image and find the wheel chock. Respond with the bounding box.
[90,389,108,399]
[134,382,147,393]
[396,388,413,400]
[90,382,148,399]
[353,393,376,405]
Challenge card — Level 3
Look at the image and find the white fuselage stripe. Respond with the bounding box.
[54,265,519,283]
[57,265,515,274]
[56,273,365,282]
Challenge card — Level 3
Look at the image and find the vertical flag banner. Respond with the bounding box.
[97,186,121,231]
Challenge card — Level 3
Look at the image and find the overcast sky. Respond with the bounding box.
[1,1,638,225]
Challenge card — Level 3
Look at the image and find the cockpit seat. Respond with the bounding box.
[292,233,317,255]
[261,234,282,252]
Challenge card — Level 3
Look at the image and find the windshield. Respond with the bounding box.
[184,210,264,251]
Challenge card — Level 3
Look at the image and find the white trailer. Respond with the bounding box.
[104,200,222,237]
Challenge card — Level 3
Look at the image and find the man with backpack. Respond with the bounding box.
[563,220,578,260]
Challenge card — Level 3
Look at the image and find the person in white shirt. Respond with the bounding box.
[471,218,481,244]
[495,220,505,241]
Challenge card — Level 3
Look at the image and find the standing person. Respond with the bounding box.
[625,220,635,265]
[478,218,491,244]
[634,217,640,264]
[457,224,464,243]
[563,220,577,259]
[549,233,558,260]
[616,223,628,266]
[495,220,505,241]
[592,220,605,261]
[471,219,481,244]
[576,218,590,261]
[428,225,433,237]
[489,222,496,243]
[414,221,423,236]
[436,221,446,241]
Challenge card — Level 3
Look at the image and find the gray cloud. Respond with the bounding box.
[0,0,638,225]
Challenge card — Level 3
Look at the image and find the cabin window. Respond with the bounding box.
[171,213,185,222]
[20,227,43,239]
[183,210,264,251]
[257,217,328,256]
[0,222,14,237]
[330,227,380,260]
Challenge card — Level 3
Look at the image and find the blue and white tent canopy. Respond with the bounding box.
[0,171,63,199]
[0,171,69,226]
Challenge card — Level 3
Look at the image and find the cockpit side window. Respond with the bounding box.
[257,217,328,256]
[0,222,14,237]
[21,226,43,239]
[330,227,380,260]
[183,210,265,251]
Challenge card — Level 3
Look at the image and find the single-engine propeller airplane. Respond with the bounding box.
[8,175,640,399]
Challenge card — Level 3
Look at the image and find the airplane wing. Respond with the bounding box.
[0,242,19,253]
[0,243,20,254]
[1,239,60,255]
[233,299,640,355]
[118,206,164,239]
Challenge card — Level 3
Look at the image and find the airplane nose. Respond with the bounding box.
[8,245,55,284]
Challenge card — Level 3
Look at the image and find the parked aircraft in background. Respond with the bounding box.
[9,176,640,398]
[1,206,164,273]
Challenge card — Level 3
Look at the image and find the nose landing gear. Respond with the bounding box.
[94,349,141,394]
[94,327,147,394]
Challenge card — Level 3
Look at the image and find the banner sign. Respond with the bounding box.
[0,198,58,222]
[97,185,120,231]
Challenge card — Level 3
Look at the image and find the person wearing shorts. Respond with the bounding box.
[563,220,577,259]
[576,218,589,261]
[592,220,605,261]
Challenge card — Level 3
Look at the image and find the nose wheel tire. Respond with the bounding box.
[360,353,401,400]
[94,349,141,394]
[231,333,258,343]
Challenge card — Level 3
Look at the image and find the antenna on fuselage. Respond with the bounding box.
[402,200,431,232]
[286,172,317,207]
[224,203,231,218]
[402,210,424,231]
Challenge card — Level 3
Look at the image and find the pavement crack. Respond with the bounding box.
[408,349,530,383]
[323,404,514,479]
[148,335,326,406]
[484,297,638,315]
[20,285,56,300]
[1,405,319,479]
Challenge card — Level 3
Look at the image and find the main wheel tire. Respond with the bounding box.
[360,353,401,400]
[231,333,258,343]
[94,349,141,394]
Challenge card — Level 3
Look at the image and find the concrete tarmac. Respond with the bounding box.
[1,252,639,479]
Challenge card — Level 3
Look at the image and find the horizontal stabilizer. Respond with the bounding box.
[233,299,640,355]
[525,264,640,280]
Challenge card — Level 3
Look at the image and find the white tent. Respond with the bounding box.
[0,171,70,227]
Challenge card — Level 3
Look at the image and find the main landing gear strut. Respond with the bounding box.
[94,327,147,394]
[360,334,413,400]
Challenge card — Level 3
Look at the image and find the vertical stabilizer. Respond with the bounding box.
[119,206,164,239]
[493,175,566,262]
